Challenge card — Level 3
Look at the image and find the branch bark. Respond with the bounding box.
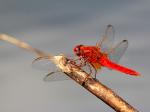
[0,34,139,112]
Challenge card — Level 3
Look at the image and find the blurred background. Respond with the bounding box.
[0,0,149,111]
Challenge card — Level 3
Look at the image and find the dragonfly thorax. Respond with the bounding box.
[74,45,103,63]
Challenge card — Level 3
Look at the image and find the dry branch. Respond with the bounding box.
[0,34,139,112]
[0,34,47,56]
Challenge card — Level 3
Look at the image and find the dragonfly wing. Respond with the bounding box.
[32,56,56,71]
[43,71,70,82]
[108,40,128,63]
[32,56,71,82]
[96,24,115,53]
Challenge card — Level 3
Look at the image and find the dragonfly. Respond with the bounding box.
[33,24,140,81]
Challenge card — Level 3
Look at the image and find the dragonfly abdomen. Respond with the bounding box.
[100,55,140,76]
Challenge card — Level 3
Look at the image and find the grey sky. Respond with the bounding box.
[0,0,150,112]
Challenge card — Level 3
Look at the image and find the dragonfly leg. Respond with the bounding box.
[93,68,97,79]
[81,62,92,75]
[82,63,91,86]
[66,57,79,66]
[67,57,87,68]
[90,64,97,79]
[78,58,87,67]
[82,63,98,86]
[84,63,98,80]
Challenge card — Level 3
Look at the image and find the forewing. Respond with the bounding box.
[32,56,56,71]
[32,56,70,82]
[108,40,128,63]
[96,24,115,53]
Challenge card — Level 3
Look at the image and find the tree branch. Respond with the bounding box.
[53,55,139,112]
[0,34,139,112]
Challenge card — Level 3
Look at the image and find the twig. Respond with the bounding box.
[0,34,139,112]
[0,34,47,56]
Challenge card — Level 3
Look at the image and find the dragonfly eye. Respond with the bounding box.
[74,47,80,56]
[74,45,83,56]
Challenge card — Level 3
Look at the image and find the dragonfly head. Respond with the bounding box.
[73,45,83,56]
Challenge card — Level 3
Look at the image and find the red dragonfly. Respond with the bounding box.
[73,24,140,78]
[33,25,140,81]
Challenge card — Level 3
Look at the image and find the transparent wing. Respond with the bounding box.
[43,71,70,82]
[108,40,128,63]
[32,56,71,81]
[96,24,115,53]
[32,56,56,71]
